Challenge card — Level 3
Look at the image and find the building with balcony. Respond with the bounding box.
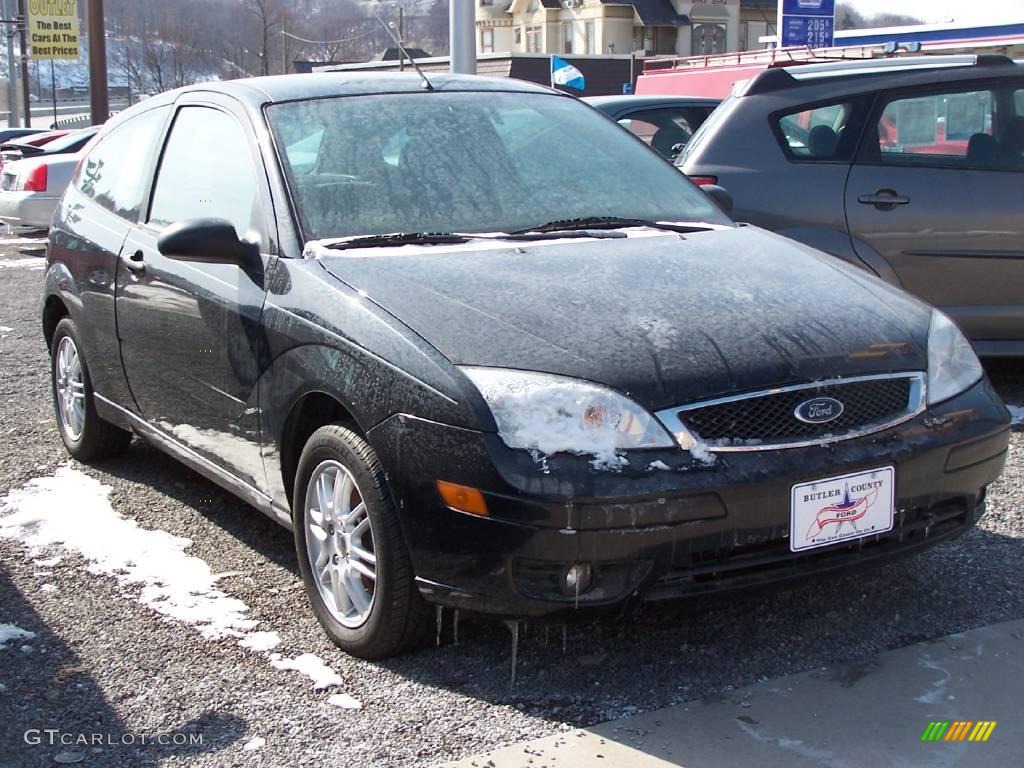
[476,0,777,58]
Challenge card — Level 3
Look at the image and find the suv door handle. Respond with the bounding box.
[125,250,146,274]
[858,189,911,209]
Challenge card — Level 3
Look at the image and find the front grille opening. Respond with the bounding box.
[653,501,968,592]
[681,376,914,446]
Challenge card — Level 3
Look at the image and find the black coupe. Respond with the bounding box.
[42,73,1010,658]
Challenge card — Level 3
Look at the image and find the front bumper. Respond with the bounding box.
[368,378,1011,619]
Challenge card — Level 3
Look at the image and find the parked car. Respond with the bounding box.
[0,150,87,229]
[0,130,74,175]
[1,126,96,166]
[0,127,48,144]
[42,74,1009,659]
[679,54,1024,356]
[585,95,719,159]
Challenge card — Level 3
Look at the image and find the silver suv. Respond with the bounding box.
[681,55,1024,356]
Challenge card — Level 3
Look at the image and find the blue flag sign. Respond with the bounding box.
[778,0,835,49]
[551,56,585,91]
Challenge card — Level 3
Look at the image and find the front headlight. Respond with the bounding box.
[927,310,983,406]
[461,367,674,461]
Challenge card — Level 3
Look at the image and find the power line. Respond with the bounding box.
[280,27,377,45]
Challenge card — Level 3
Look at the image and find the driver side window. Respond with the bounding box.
[148,106,263,243]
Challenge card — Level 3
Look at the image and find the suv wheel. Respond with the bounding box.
[51,318,132,461]
[293,424,430,658]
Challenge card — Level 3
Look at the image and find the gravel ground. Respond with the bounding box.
[1,241,1021,768]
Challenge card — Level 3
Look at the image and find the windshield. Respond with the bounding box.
[267,91,728,241]
[41,129,96,154]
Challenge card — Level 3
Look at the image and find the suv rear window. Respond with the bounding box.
[776,102,855,160]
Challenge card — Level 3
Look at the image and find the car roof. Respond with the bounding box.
[584,95,720,110]
[744,54,1021,97]
[157,72,558,107]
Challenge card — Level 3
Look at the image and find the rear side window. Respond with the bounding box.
[76,107,169,220]
[871,84,1022,170]
[776,102,855,160]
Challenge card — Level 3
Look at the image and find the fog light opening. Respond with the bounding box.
[561,562,593,599]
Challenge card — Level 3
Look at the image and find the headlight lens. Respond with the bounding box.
[461,367,674,460]
[927,310,983,406]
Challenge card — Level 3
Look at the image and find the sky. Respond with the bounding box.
[842,0,1022,25]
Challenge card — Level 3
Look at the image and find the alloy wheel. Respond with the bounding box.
[55,335,86,442]
[304,460,377,628]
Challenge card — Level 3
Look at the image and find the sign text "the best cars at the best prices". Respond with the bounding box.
[28,0,80,60]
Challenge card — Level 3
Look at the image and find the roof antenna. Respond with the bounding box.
[373,10,434,90]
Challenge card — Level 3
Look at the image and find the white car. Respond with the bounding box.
[0,151,83,229]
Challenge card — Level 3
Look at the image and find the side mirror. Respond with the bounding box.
[157,218,254,266]
[700,184,733,215]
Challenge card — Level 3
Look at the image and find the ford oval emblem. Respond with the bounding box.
[794,397,844,424]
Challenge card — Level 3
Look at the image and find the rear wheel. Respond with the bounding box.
[50,318,132,461]
[293,424,430,658]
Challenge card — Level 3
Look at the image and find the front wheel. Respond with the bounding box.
[293,424,430,658]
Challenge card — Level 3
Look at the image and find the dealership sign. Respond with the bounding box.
[778,0,835,49]
[27,0,80,60]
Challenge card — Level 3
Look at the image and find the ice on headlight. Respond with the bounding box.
[461,367,674,468]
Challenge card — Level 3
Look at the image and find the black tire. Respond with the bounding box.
[50,318,133,462]
[292,424,430,659]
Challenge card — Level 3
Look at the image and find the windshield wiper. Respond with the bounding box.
[511,216,713,235]
[321,232,471,251]
[319,228,630,251]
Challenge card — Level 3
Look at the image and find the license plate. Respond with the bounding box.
[790,466,894,552]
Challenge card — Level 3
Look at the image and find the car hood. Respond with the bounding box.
[317,226,931,410]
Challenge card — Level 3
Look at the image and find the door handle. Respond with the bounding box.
[125,249,146,274]
[858,189,911,209]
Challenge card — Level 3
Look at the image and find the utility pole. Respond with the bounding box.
[449,0,475,74]
[87,0,108,125]
[15,0,30,126]
[4,0,18,127]
[398,6,404,72]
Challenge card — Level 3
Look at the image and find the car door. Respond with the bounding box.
[49,104,171,409]
[845,79,1024,345]
[115,98,275,490]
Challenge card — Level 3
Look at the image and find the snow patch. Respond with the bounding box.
[0,623,35,649]
[0,237,47,245]
[268,653,343,690]
[0,257,45,270]
[689,443,718,465]
[239,631,281,653]
[242,737,266,751]
[0,466,257,641]
[648,460,672,472]
[327,693,363,710]
[1008,404,1023,426]
[0,326,13,333]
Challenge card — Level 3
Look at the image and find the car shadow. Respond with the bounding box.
[372,524,1024,734]
[0,560,248,766]
[94,438,299,578]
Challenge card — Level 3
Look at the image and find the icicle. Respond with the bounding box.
[435,605,443,647]
[504,620,520,688]
[544,625,550,647]
[453,609,460,646]
[562,624,567,653]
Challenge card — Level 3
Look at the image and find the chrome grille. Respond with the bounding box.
[657,373,925,452]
